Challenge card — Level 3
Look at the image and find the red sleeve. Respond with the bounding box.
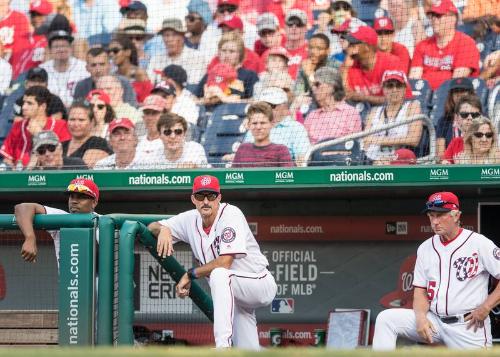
[0,123,17,160]
[454,33,480,75]
[54,120,72,142]
[206,56,219,73]
[410,40,425,69]
[393,42,411,74]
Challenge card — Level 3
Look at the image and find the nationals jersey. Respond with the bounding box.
[411,31,480,90]
[413,228,500,317]
[0,10,30,67]
[159,203,269,274]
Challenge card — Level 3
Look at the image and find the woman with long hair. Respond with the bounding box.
[86,89,116,138]
[455,117,500,164]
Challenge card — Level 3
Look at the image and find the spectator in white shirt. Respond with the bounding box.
[40,30,89,107]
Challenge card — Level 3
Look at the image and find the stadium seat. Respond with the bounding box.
[488,84,499,127]
[351,0,381,25]
[308,139,365,166]
[409,79,433,115]
[201,103,248,167]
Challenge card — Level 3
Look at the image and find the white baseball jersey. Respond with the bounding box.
[159,203,269,274]
[413,228,500,316]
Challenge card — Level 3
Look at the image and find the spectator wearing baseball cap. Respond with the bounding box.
[185,0,213,50]
[284,9,309,79]
[255,47,291,96]
[304,67,362,145]
[409,0,480,90]
[136,95,169,158]
[195,32,259,103]
[214,0,258,51]
[243,87,311,165]
[363,70,422,164]
[232,102,293,168]
[115,18,154,69]
[342,25,406,105]
[208,15,264,74]
[374,16,411,74]
[27,130,87,170]
[147,18,207,87]
[86,89,116,138]
[390,148,417,165]
[15,178,100,265]
[263,0,313,29]
[29,0,53,35]
[254,12,284,57]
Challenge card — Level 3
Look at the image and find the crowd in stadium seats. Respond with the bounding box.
[0,0,498,169]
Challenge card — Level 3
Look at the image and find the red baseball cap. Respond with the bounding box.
[374,16,394,32]
[217,0,240,6]
[382,70,408,85]
[66,178,100,202]
[192,175,220,194]
[344,25,378,47]
[262,46,291,62]
[86,89,111,105]
[390,148,416,165]
[108,118,135,134]
[141,95,168,112]
[380,255,416,309]
[207,63,237,91]
[424,192,460,213]
[30,0,53,15]
[218,15,243,31]
[426,0,458,15]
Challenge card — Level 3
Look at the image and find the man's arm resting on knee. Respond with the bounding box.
[413,286,435,344]
[14,203,46,262]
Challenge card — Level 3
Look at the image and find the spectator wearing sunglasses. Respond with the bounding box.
[374,16,411,74]
[436,78,476,158]
[284,9,309,79]
[107,37,153,103]
[154,112,208,168]
[61,102,113,168]
[185,0,213,50]
[304,67,361,145]
[94,118,150,169]
[409,0,480,90]
[86,89,116,138]
[363,70,422,165]
[262,0,313,29]
[115,18,154,69]
[214,0,258,51]
[254,12,284,56]
[73,47,138,107]
[454,116,500,164]
[329,0,356,30]
[342,25,406,106]
[27,130,87,170]
[442,95,484,164]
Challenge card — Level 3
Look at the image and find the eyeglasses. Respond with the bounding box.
[286,20,305,28]
[162,128,184,136]
[376,30,395,36]
[107,47,122,54]
[143,109,160,115]
[186,15,203,22]
[425,200,456,209]
[259,29,276,37]
[473,132,494,139]
[458,112,481,119]
[429,12,444,19]
[383,81,405,89]
[217,4,237,14]
[36,144,57,155]
[193,192,219,201]
[332,2,351,11]
[128,36,145,41]
[90,103,106,110]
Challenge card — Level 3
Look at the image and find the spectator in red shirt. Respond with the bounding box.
[254,12,284,56]
[284,9,309,79]
[0,86,71,168]
[441,94,483,164]
[262,0,313,29]
[342,25,406,105]
[232,101,293,168]
[409,0,480,90]
[373,16,411,74]
[208,15,264,74]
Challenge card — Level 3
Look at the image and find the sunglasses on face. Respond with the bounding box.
[186,15,203,22]
[458,112,481,119]
[429,12,444,19]
[36,144,57,155]
[143,109,160,115]
[376,30,394,36]
[473,132,494,139]
[162,128,184,136]
[193,192,219,201]
[91,103,106,110]
[259,29,276,37]
[129,36,145,41]
[383,81,405,89]
[217,5,237,13]
[286,20,305,28]
[107,47,122,54]
[425,200,456,209]
[332,2,351,11]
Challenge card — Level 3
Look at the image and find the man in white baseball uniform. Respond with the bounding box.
[148,175,277,349]
[373,191,500,350]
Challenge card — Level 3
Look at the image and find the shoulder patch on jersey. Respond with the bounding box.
[494,247,500,261]
[221,227,236,243]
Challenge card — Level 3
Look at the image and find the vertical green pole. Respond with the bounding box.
[97,216,115,345]
[58,228,94,345]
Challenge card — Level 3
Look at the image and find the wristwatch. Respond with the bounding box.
[187,268,197,280]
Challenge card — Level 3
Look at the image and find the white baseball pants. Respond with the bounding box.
[208,267,277,349]
[372,308,492,350]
